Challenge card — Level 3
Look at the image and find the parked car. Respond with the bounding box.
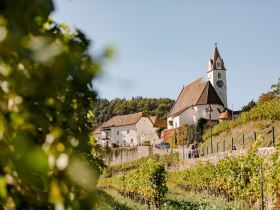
[155,142,170,149]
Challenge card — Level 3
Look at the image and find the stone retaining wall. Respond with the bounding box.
[167,147,276,171]
[102,146,170,165]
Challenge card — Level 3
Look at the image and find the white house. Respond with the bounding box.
[94,112,161,147]
[167,45,227,129]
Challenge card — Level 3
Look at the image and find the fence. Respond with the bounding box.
[202,126,276,156]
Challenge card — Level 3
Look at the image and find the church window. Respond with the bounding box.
[217,62,221,67]
[127,129,129,134]
[218,73,221,79]
[117,131,119,135]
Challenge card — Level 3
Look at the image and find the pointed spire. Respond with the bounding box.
[209,44,225,70]
[211,46,221,61]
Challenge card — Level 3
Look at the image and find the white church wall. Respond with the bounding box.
[194,104,224,121]
[172,116,180,128]
[178,108,194,126]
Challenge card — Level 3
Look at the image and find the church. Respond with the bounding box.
[167,45,228,129]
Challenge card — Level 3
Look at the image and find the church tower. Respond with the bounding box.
[207,44,228,108]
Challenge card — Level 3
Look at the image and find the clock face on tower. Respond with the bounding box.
[216,80,224,88]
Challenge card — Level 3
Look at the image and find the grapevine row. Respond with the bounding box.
[168,139,280,208]
[102,153,179,178]
[98,159,168,209]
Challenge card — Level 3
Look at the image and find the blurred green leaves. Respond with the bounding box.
[0,0,107,208]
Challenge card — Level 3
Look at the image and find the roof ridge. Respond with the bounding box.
[168,77,205,117]
[194,81,209,105]
[167,86,185,117]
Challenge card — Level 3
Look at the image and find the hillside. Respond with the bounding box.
[92,97,174,129]
[200,97,280,152]
[200,120,279,153]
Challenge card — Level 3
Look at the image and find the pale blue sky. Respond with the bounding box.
[52,0,280,110]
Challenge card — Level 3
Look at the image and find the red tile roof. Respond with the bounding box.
[100,112,145,128]
[219,110,232,119]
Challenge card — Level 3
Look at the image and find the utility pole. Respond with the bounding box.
[206,105,213,154]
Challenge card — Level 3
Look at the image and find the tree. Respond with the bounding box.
[92,97,174,129]
[258,78,280,105]
[0,0,110,208]
[271,77,280,97]
[241,100,256,112]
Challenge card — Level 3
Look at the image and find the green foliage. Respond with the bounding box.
[164,193,234,210]
[156,126,165,138]
[95,189,132,210]
[0,0,108,208]
[241,99,256,112]
[258,77,280,104]
[168,139,280,208]
[271,77,280,97]
[175,125,188,145]
[165,125,189,147]
[203,97,280,141]
[98,159,168,209]
[92,97,174,129]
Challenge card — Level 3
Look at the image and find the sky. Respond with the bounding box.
[52,0,280,110]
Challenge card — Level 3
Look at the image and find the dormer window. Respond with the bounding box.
[217,62,221,68]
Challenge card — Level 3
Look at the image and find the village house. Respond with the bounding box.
[94,112,164,147]
[167,45,229,129]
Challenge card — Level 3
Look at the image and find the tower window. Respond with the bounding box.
[217,62,221,67]
[218,73,221,79]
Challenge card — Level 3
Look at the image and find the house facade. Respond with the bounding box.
[94,112,161,147]
[167,46,227,129]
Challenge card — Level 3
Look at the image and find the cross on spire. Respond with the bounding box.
[215,42,217,47]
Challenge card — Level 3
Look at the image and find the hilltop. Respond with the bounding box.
[92,97,174,129]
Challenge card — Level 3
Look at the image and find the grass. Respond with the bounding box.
[200,120,280,153]
[95,189,132,210]
[165,180,253,210]
[98,186,243,210]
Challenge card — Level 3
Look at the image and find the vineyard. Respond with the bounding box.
[169,139,280,209]
[102,153,179,178]
[98,136,280,209]
[97,97,280,209]
[203,97,280,141]
[98,159,168,208]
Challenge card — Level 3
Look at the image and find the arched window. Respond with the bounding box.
[218,73,221,79]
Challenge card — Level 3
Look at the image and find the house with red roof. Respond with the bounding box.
[94,112,163,147]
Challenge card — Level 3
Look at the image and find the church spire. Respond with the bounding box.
[207,44,228,108]
[208,44,226,71]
